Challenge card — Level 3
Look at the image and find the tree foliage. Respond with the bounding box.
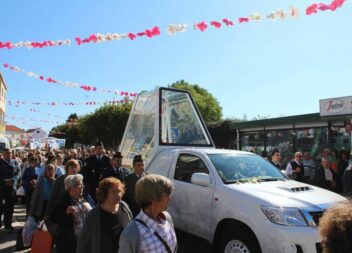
[78,103,132,148]
[170,80,222,122]
[49,123,80,148]
[66,113,78,123]
[49,103,132,148]
[49,81,222,148]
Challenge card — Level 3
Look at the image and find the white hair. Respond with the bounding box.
[64,174,84,191]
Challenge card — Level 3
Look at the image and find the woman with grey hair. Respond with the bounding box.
[119,174,177,253]
[50,174,92,253]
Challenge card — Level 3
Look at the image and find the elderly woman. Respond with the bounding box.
[319,201,352,253]
[50,174,92,253]
[77,177,132,253]
[29,163,56,220]
[119,174,177,253]
[46,159,81,217]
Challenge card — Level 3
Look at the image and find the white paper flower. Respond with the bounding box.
[167,24,187,35]
[289,7,299,19]
[64,39,72,46]
[249,13,262,21]
[105,33,112,41]
[111,33,121,41]
[120,34,129,39]
[275,9,287,20]
[267,12,277,21]
[97,33,105,43]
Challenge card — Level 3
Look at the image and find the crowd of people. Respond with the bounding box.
[1,141,352,253]
[266,148,352,195]
[0,142,176,253]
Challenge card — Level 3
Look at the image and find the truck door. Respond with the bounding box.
[169,153,214,240]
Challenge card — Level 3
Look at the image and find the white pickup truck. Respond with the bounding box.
[120,87,346,253]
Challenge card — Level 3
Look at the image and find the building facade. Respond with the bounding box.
[26,128,48,140]
[5,124,26,147]
[229,96,352,167]
[0,73,9,150]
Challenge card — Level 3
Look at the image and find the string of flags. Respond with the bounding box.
[7,103,67,119]
[6,98,133,106]
[2,63,138,96]
[0,0,347,50]
[5,114,62,125]
[5,118,39,129]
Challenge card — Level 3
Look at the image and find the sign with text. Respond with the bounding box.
[319,96,352,116]
[29,137,65,149]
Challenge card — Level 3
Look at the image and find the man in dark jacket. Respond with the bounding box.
[285,152,304,182]
[63,149,83,168]
[269,149,281,171]
[84,142,110,202]
[101,152,130,182]
[0,148,20,231]
[21,157,39,215]
[124,155,145,217]
[311,158,336,192]
[343,164,352,196]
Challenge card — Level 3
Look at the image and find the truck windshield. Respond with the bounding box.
[208,153,286,184]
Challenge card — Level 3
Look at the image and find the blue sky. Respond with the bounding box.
[1,0,351,132]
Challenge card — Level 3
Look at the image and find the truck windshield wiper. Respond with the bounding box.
[256,177,285,182]
[226,177,285,184]
[225,178,252,184]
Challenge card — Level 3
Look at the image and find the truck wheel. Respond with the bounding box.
[217,227,261,253]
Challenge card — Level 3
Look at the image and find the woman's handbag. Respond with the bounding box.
[31,222,54,253]
[22,216,40,247]
[16,185,25,196]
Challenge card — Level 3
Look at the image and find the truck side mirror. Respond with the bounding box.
[191,173,210,187]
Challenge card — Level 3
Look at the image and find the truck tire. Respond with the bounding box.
[217,226,261,253]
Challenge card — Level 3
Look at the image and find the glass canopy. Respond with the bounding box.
[120,87,214,167]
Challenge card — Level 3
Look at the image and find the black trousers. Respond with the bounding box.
[25,189,33,215]
[0,189,15,228]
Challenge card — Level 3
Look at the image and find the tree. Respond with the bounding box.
[66,113,78,123]
[170,80,222,122]
[207,119,244,149]
[78,102,132,148]
[49,123,80,148]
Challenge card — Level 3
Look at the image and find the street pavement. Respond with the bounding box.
[1,203,212,253]
[0,203,28,253]
[176,229,212,253]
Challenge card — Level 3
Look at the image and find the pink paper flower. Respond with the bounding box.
[75,37,83,45]
[238,17,249,23]
[128,33,137,40]
[222,18,234,26]
[330,0,345,11]
[306,3,318,15]
[195,21,208,32]
[210,21,222,28]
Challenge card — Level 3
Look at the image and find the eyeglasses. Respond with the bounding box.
[108,189,123,195]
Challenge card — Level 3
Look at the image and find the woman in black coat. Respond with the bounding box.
[50,174,91,253]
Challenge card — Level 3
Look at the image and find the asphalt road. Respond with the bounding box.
[176,229,213,253]
[0,203,28,253]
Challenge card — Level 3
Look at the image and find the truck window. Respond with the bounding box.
[174,154,209,183]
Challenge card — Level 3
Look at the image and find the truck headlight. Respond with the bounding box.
[261,206,308,227]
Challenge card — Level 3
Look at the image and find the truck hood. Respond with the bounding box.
[226,180,346,209]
